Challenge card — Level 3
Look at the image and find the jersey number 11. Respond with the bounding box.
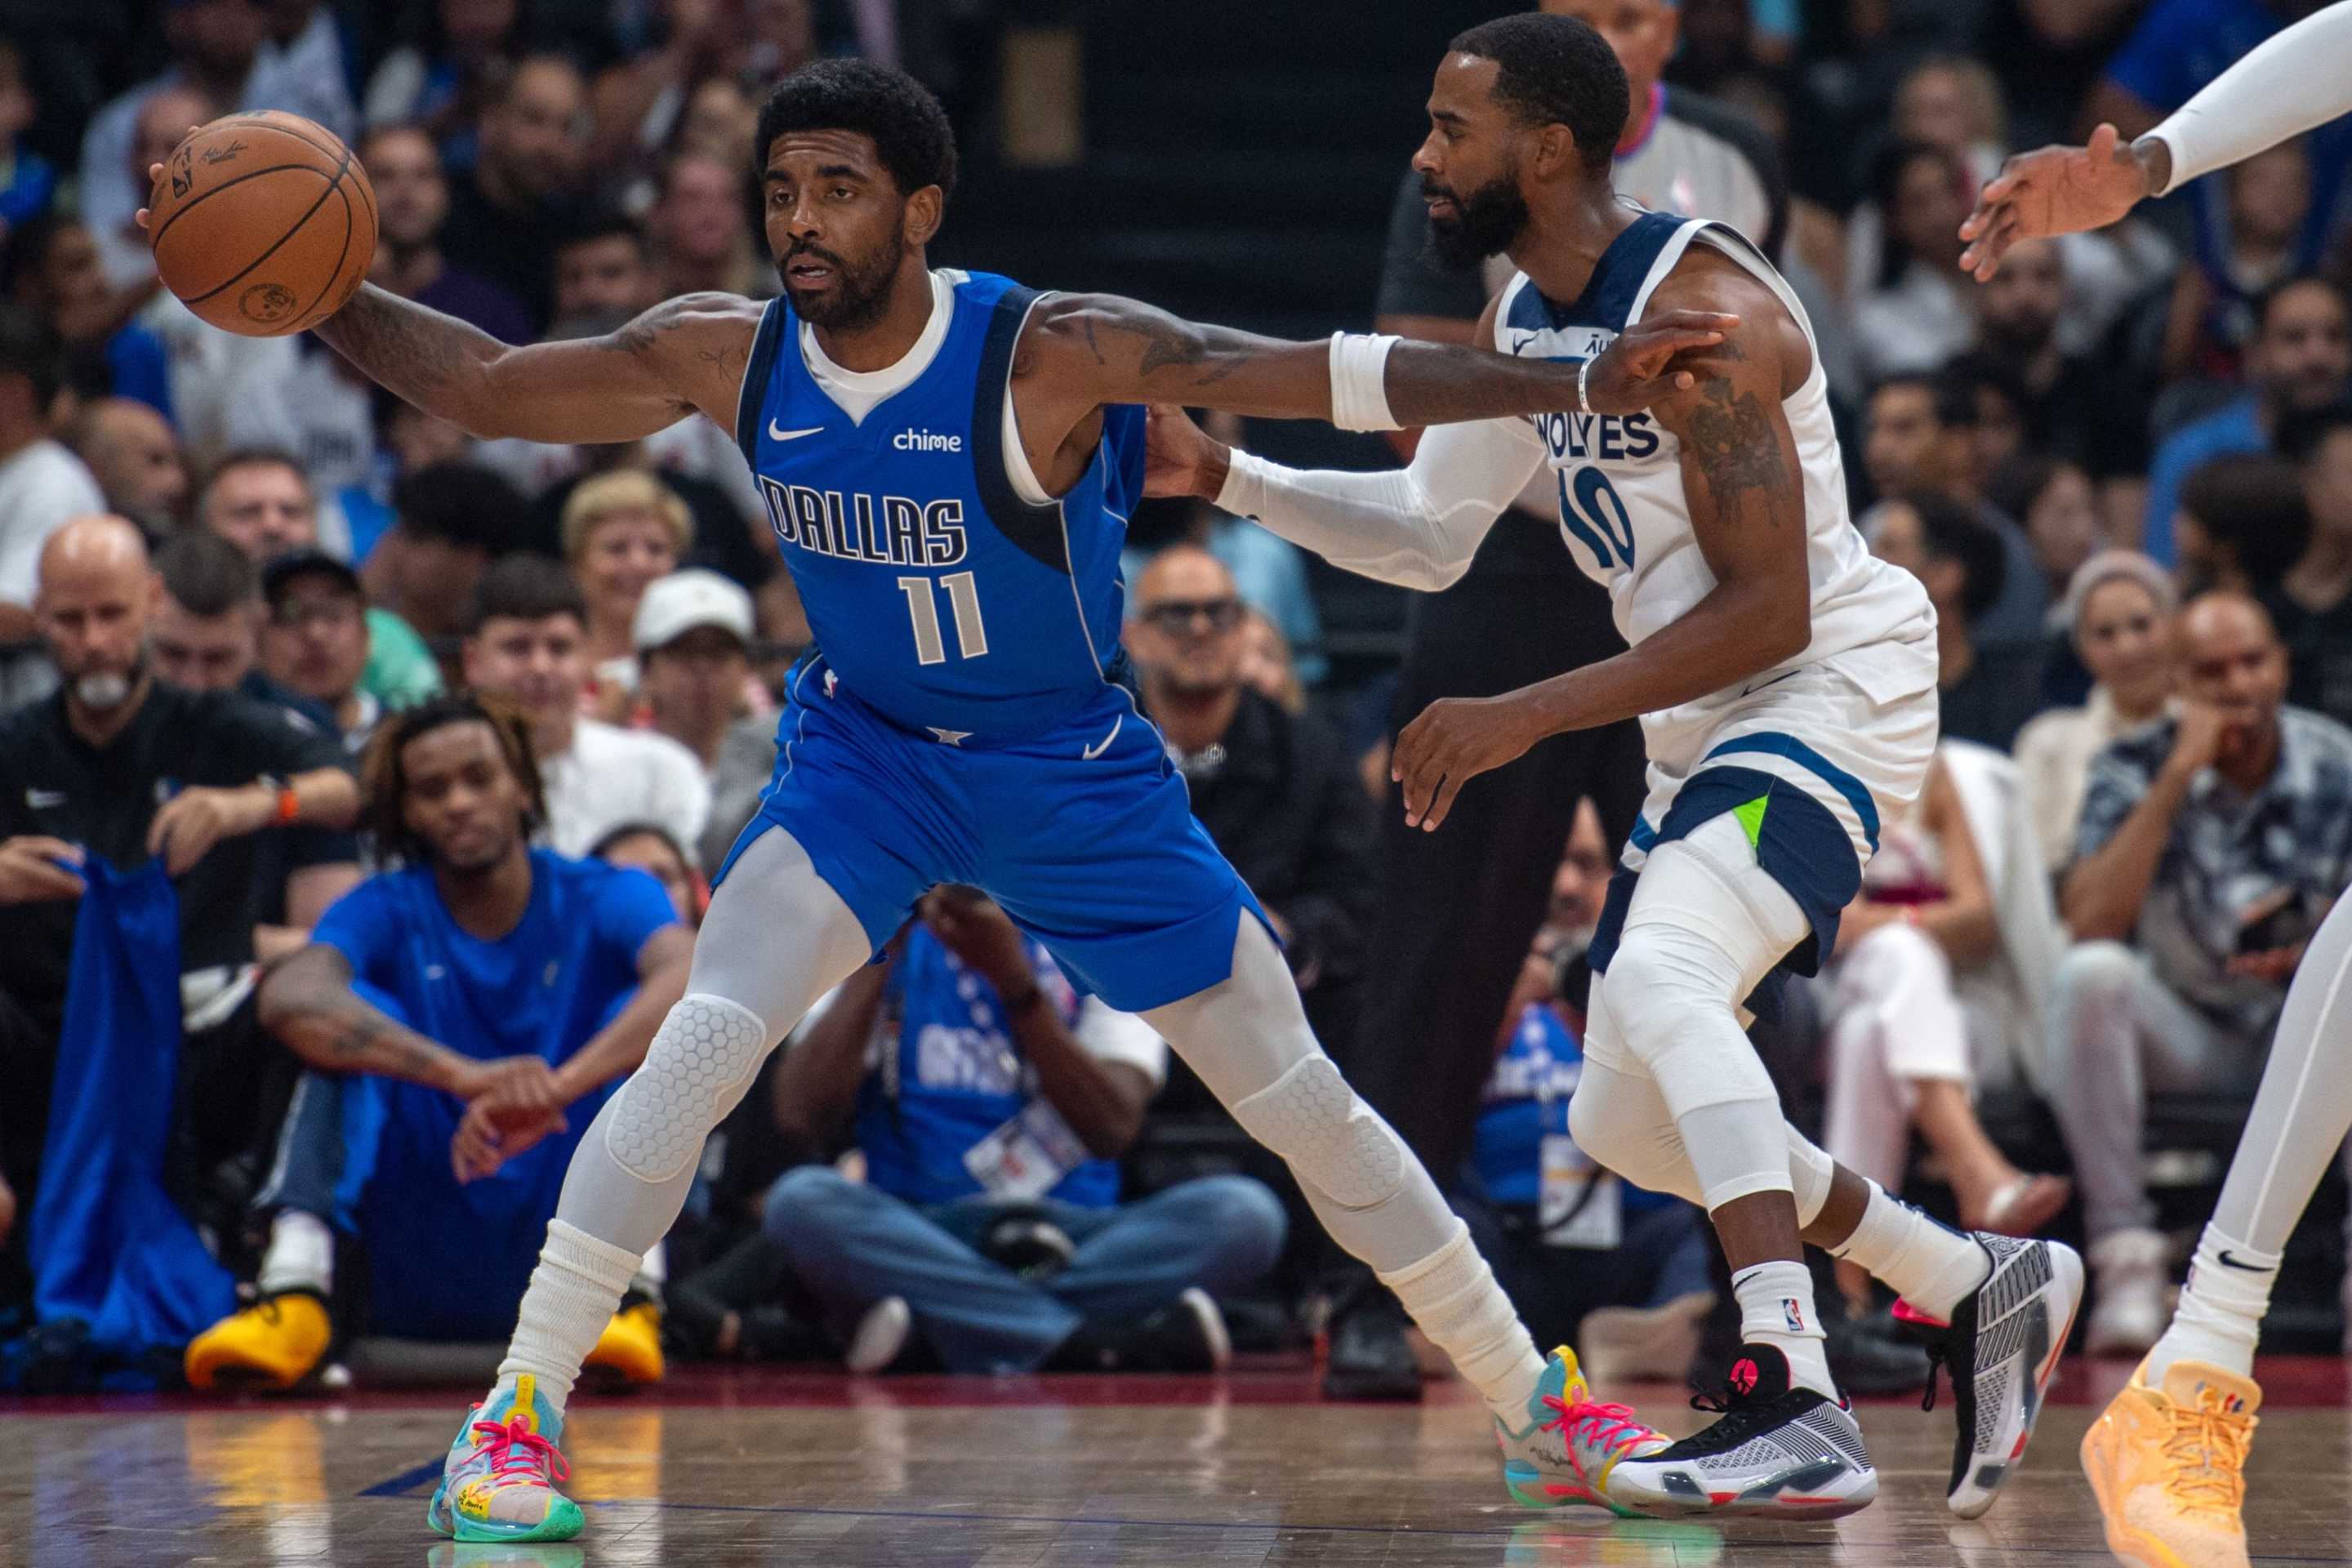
[898,572,991,664]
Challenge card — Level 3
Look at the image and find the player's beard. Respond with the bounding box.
[1423,168,1530,273]
[778,234,902,332]
[72,648,145,710]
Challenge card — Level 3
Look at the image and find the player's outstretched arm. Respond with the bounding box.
[1960,0,2352,278]
[1390,265,1811,831]
[1020,292,1735,429]
[312,284,764,443]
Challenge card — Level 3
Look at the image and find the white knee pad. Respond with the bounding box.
[1566,1057,1704,1202]
[1229,1054,1404,1210]
[604,993,770,1184]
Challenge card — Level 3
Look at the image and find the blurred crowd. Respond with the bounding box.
[0,0,2349,1397]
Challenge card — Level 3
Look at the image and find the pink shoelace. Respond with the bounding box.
[1540,1394,1659,1468]
[469,1413,572,1488]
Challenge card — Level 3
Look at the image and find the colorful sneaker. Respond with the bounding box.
[1495,1345,1671,1514]
[2080,1356,2258,1568]
[185,1291,332,1392]
[425,1374,585,1544]
[1900,1232,2085,1518]
[1602,1345,1877,1520]
[582,1300,665,1387]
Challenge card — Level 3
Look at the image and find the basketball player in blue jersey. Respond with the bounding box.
[171,59,1741,1544]
[1152,15,2082,1521]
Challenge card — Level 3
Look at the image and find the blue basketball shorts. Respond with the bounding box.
[714,658,1268,1013]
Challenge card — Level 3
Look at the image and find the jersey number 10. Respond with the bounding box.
[1557,466,1637,572]
[898,572,991,664]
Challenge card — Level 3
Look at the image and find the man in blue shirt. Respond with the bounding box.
[2144,274,2350,564]
[757,889,1288,1375]
[185,693,694,1389]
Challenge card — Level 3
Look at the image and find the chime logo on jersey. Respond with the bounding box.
[757,475,969,567]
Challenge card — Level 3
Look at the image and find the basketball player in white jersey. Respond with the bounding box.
[1962,6,2352,1562]
[1150,15,2083,1520]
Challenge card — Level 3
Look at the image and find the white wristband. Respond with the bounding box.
[1575,357,1593,416]
[1328,332,1403,432]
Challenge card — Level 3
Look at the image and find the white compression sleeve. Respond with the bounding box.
[1214,414,1545,592]
[2145,1,2352,195]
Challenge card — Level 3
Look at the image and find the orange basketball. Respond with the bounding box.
[148,111,376,338]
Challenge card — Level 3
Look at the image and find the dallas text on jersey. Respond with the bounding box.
[756,476,970,568]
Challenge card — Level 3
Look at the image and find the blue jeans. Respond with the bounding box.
[762,1168,1288,1374]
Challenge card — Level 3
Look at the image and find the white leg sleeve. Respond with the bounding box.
[1145,920,1541,1411]
[1596,814,1814,1212]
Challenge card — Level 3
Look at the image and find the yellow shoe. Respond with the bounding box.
[185,1292,332,1391]
[2080,1356,2259,1568]
[582,1301,664,1387]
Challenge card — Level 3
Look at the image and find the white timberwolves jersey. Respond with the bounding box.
[1493,208,1929,684]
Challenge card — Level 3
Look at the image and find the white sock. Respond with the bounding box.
[1829,1181,1990,1321]
[1375,1221,1544,1422]
[1731,1259,1836,1397]
[256,1209,335,1298]
[493,1219,642,1419]
[2146,1225,2274,1383]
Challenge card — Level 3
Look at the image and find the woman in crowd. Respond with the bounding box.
[1851,140,1979,381]
[591,821,706,927]
[1989,453,2107,705]
[562,470,689,719]
[2012,552,2179,875]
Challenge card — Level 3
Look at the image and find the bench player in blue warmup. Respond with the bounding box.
[176,60,1732,1540]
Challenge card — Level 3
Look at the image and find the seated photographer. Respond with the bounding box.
[183,693,693,1389]
[754,889,1287,1375]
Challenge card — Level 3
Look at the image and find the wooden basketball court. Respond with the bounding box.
[3,1357,2344,1566]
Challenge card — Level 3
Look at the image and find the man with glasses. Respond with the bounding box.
[258,550,378,755]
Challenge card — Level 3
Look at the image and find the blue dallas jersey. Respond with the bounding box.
[734,270,1147,742]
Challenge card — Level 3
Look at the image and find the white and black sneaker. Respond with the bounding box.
[1896,1232,2085,1519]
[1603,1344,1878,1520]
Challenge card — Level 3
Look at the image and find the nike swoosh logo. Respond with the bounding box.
[1080,715,1123,760]
[2217,1250,2275,1272]
[1510,332,1538,353]
[1740,669,1802,698]
[768,421,823,441]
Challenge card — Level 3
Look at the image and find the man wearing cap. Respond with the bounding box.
[259,550,381,756]
[633,570,778,873]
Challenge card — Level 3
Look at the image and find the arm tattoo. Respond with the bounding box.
[314,287,474,410]
[1682,378,1787,520]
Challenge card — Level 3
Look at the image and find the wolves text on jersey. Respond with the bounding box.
[757,476,969,567]
[1533,408,1664,466]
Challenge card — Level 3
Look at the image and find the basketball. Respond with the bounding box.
[147,111,376,338]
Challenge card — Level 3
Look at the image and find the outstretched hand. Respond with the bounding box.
[1958,123,2157,279]
[1582,310,1740,415]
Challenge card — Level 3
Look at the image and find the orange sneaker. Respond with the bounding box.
[2080,1356,2259,1568]
[184,1292,332,1391]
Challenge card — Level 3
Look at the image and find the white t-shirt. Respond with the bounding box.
[538,717,713,858]
[0,439,104,607]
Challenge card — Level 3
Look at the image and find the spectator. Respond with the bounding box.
[0,38,57,238]
[650,151,769,301]
[359,122,533,345]
[2167,141,2322,385]
[2145,274,2351,567]
[0,304,105,709]
[1989,453,2104,621]
[198,448,318,562]
[1869,492,2047,749]
[150,528,261,697]
[186,693,692,1389]
[587,0,819,181]
[1861,372,2048,649]
[0,516,360,1306]
[1,214,174,420]
[561,470,688,713]
[70,398,189,537]
[259,550,381,753]
[1454,808,1714,1383]
[552,212,663,322]
[590,820,703,926]
[461,553,710,857]
[78,2,265,289]
[2016,554,2180,875]
[1851,140,1976,381]
[760,889,1287,1374]
[248,0,359,145]
[630,569,776,871]
[2054,593,2352,1354]
[525,428,779,607]
[1971,239,2150,518]
[439,55,593,331]
[1817,751,2069,1298]
[2265,403,2352,728]
[362,0,527,163]
[1126,546,1374,1036]
[1236,605,1306,715]
[2176,452,2310,599]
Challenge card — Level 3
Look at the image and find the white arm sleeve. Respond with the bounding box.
[2145,2,2352,196]
[1213,415,1547,592]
